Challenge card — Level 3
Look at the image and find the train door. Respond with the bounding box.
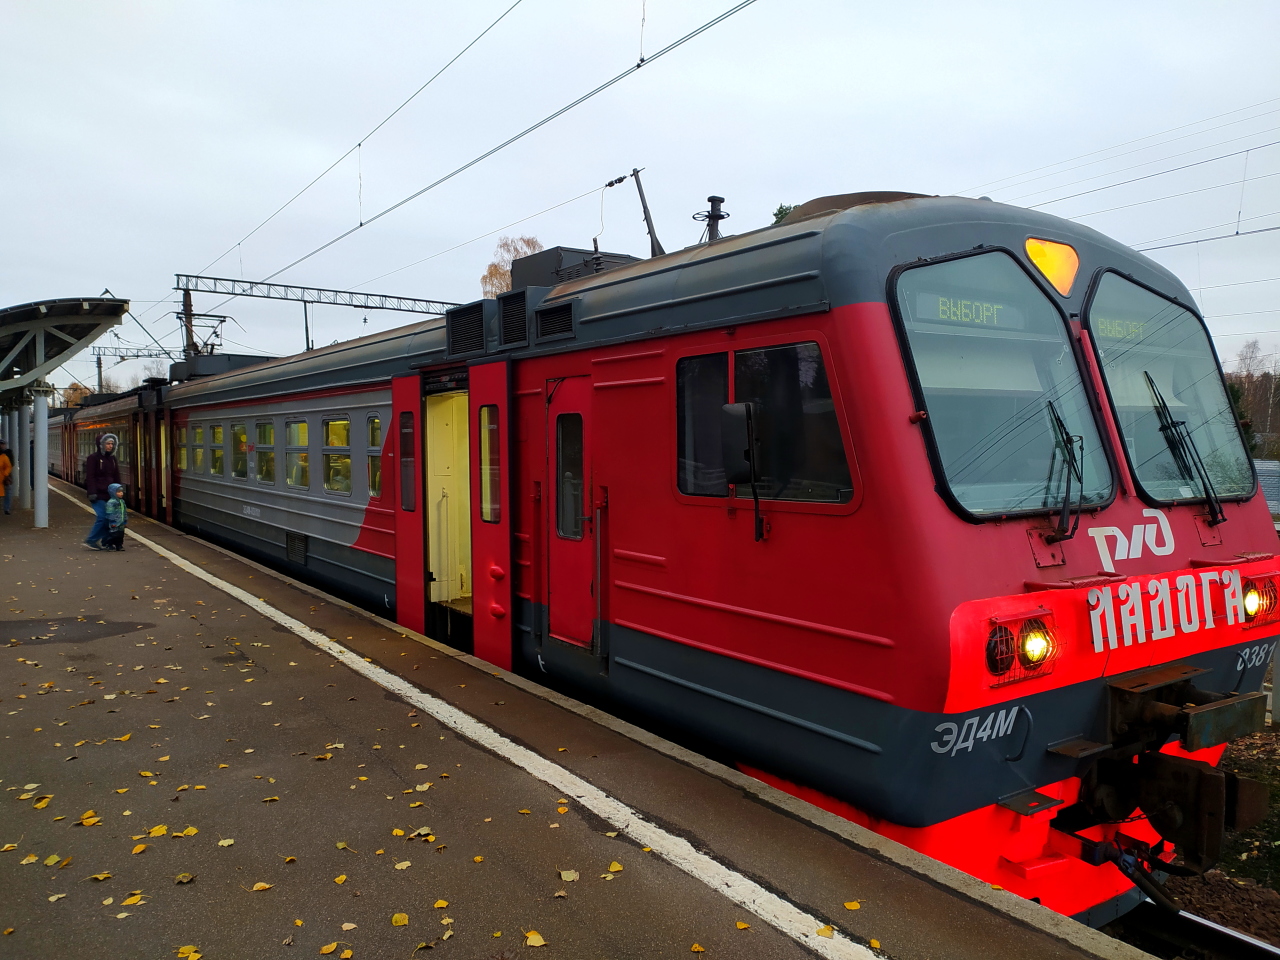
[469,360,513,669]
[424,390,473,651]
[545,377,595,648]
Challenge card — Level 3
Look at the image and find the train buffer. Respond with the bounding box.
[0,485,1150,959]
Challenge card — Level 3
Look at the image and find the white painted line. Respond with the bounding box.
[53,485,874,958]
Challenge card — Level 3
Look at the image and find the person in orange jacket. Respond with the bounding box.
[0,440,12,515]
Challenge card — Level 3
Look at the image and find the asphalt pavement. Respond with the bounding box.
[0,483,1150,960]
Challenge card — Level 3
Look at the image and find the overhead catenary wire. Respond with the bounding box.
[1065,168,1280,220]
[234,0,759,293]
[957,96,1280,195]
[195,0,527,276]
[1138,223,1280,252]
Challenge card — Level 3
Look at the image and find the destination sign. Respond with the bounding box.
[915,293,1026,330]
[1092,316,1148,341]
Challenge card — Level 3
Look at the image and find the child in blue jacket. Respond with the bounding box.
[103,483,127,551]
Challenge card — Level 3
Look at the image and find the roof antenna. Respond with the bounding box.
[694,195,729,242]
[631,168,666,257]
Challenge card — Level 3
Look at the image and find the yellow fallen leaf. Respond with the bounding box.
[736,921,750,929]
[139,772,153,778]
[115,734,131,742]
[116,789,128,794]
[340,951,352,959]
[518,809,531,815]
[395,861,411,870]
[557,806,568,814]
[20,855,37,865]
[48,894,65,902]
[391,829,404,837]
[434,899,448,908]
[80,817,102,827]
[122,894,144,906]
[132,844,147,855]
[492,932,502,938]
[183,826,198,836]
[414,764,429,770]
[89,872,112,881]
[218,764,229,769]
[157,755,170,761]
[251,882,272,891]
[844,901,861,910]
[175,873,196,884]
[560,870,579,882]
[526,930,547,947]
[177,948,201,958]
[218,839,234,847]
[473,856,484,863]
[43,854,60,866]
[195,786,206,790]
[391,912,409,927]
[441,930,452,941]
[817,925,834,938]
[409,802,423,808]
[149,825,168,837]
[608,861,623,872]
[341,923,357,931]
[2,844,16,853]
[33,797,52,810]
[262,797,279,803]
[319,944,337,955]
[870,940,880,949]
[691,945,705,953]
[334,875,347,884]
[414,783,431,792]
[295,920,304,926]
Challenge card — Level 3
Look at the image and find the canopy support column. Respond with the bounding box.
[18,400,31,511]
[33,389,48,528]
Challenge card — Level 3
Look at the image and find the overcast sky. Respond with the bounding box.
[3,0,1279,391]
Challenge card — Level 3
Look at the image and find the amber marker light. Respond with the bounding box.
[1025,238,1079,296]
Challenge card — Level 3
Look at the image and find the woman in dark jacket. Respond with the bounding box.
[84,433,120,549]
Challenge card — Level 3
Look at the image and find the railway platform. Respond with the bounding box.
[0,482,1150,960]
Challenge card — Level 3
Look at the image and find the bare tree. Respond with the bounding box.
[480,235,544,298]
[143,359,169,381]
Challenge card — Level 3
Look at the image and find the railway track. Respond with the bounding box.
[1110,901,1280,959]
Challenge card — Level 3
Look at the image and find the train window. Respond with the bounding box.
[367,415,382,499]
[894,251,1112,517]
[733,343,852,502]
[399,412,416,512]
[175,426,188,471]
[209,424,225,477]
[676,353,729,496]
[323,419,352,494]
[479,405,500,523]
[256,422,275,484]
[556,413,584,540]
[286,421,309,489]
[1085,272,1253,502]
[191,424,205,473]
[231,423,248,480]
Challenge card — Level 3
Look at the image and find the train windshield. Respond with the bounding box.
[1086,273,1253,502]
[895,251,1113,517]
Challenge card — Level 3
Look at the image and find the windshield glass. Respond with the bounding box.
[895,252,1113,516]
[1086,272,1252,501]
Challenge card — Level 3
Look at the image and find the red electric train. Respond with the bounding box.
[49,191,1277,924]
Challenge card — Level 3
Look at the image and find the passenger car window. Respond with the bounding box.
[479,405,500,523]
[734,342,852,502]
[556,414,584,539]
[676,353,729,497]
[286,421,309,489]
[231,423,248,479]
[175,426,188,471]
[209,424,225,476]
[323,419,352,494]
[256,422,275,483]
[367,416,382,498]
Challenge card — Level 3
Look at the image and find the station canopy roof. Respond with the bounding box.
[0,297,128,406]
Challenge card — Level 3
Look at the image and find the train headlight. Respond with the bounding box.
[1018,619,1052,668]
[986,625,1015,675]
[1244,582,1263,619]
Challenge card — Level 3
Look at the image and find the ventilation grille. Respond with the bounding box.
[500,291,527,346]
[536,303,574,339]
[286,531,308,565]
[446,303,485,356]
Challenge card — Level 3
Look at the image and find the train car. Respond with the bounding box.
[97,191,1277,925]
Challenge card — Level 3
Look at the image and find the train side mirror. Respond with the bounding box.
[721,402,758,486]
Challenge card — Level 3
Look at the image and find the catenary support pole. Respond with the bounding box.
[18,401,31,511]
[33,391,48,528]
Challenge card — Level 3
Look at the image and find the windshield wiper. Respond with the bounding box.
[1144,371,1226,525]
[1045,400,1083,542]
